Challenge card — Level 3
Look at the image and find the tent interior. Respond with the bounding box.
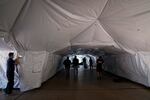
[1,0,150,92]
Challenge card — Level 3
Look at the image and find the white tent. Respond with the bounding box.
[0,0,150,91]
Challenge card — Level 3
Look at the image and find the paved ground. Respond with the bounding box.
[1,66,150,100]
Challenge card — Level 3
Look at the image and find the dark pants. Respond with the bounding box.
[73,66,78,76]
[5,73,14,94]
[65,68,70,78]
[90,64,93,70]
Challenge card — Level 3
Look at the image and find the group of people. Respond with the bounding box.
[3,52,104,95]
[63,56,79,78]
[63,56,104,80]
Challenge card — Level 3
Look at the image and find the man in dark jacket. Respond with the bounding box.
[4,52,17,94]
[63,57,71,79]
[72,56,79,76]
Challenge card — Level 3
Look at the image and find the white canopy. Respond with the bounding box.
[1,0,150,91]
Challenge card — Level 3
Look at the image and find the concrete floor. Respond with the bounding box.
[1,66,150,100]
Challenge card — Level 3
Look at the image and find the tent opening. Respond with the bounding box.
[0,50,20,89]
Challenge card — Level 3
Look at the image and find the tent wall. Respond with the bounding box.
[0,53,20,89]
[0,38,19,89]
[41,53,62,83]
[19,51,62,91]
[104,52,150,87]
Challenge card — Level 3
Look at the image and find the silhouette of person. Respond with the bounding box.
[72,56,79,77]
[89,57,93,70]
[63,57,71,79]
[96,56,104,80]
[82,57,87,69]
[4,52,18,94]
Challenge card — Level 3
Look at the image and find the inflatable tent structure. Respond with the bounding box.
[1,0,150,92]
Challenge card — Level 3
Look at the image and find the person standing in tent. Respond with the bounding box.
[82,57,87,69]
[89,57,93,70]
[96,56,104,80]
[63,56,71,79]
[72,56,79,77]
[4,52,18,94]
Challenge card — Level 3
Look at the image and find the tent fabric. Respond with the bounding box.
[104,52,150,87]
[0,0,150,91]
[0,0,25,34]
[0,38,19,89]
[100,0,150,53]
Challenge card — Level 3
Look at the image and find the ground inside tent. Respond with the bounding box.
[1,65,150,100]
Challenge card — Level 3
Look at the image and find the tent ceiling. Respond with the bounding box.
[0,0,150,54]
[1,0,150,91]
[54,45,126,56]
[0,0,25,34]
[99,0,150,52]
